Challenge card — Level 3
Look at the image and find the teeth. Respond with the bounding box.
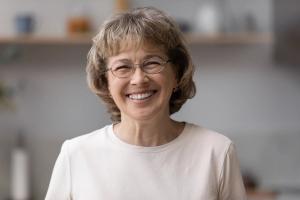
[128,92,154,100]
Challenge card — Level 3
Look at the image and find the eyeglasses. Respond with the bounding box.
[106,57,171,78]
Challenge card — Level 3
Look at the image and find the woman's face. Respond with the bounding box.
[106,42,177,122]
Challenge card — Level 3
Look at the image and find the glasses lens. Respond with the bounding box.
[111,64,133,78]
[142,58,165,74]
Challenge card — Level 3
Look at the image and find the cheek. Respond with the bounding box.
[107,76,125,98]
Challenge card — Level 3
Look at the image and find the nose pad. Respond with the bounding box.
[130,67,148,84]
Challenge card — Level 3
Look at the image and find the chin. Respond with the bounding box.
[124,107,164,122]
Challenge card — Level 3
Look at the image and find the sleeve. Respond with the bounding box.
[45,141,72,200]
[218,143,247,200]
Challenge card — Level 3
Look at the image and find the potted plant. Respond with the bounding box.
[0,81,14,110]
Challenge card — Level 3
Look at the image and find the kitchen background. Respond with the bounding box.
[1,0,300,200]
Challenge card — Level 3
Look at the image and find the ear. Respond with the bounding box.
[172,87,178,93]
[172,81,179,93]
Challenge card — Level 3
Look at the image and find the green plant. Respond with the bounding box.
[0,81,14,110]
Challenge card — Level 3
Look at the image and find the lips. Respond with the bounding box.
[127,90,157,100]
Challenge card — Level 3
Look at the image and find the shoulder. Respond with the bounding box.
[61,124,112,155]
[183,123,234,159]
[183,123,239,175]
[185,122,232,148]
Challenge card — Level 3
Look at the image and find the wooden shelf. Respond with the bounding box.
[185,32,273,45]
[247,190,277,200]
[0,34,93,45]
[0,33,273,45]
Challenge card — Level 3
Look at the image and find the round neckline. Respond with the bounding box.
[107,122,190,153]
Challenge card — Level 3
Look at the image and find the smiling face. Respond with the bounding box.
[106,42,177,122]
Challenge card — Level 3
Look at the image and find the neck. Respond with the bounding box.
[114,115,184,147]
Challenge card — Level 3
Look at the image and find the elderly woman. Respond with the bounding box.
[45,7,246,200]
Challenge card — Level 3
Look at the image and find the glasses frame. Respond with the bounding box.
[105,59,171,78]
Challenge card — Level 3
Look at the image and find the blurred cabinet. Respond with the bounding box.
[273,0,300,65]
[247,191,277,200]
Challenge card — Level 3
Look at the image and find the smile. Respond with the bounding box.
[127,91,157,100]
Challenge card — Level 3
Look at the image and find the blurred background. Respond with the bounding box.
[1,0,300,200]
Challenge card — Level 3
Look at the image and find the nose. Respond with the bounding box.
[130,66,149,85]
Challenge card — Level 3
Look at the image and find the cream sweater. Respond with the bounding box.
[45,123,246,200]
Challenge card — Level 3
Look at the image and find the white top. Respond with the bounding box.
[45,123,246,200]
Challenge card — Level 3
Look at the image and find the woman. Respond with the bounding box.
[45,7,246,200]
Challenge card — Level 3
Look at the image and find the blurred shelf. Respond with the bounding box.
[185,32,273,45]
[0,33,273,45]
[0,34,93,45]
[247,190,277,200]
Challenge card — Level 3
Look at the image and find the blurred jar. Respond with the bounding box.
[195,0,222,35]
[15,14,35,36]
[67,17,91,34]
[10,132,30,200]
[115,0,129,13]
[66,1,91,35]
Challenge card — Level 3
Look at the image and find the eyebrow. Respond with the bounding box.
[114,55,165,63]
[143,54,165,60]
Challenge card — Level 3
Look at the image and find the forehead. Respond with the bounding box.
[124,39,165,52]
[108,40,166,62]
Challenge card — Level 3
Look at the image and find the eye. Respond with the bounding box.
[113,65,132,72]
[143,60,162,69]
